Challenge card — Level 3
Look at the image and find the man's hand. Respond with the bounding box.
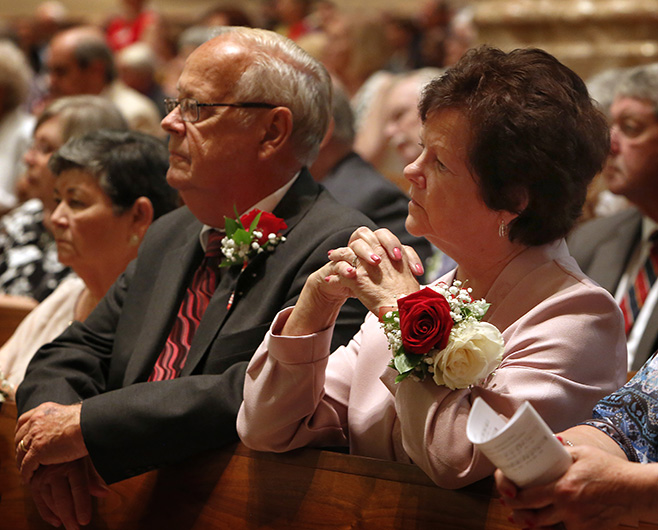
[15,402,88,482]
[30,458,108,530]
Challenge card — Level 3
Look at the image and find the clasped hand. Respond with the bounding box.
[283,228,424,338]
[328,227,424,314]
[15,402,108,529]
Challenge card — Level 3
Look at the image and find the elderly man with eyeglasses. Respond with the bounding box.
[14,27,374,530]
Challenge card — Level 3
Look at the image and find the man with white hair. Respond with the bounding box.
[15,27,373,529]
[569,63,658,371]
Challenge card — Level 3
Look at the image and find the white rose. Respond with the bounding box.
[432,321,504,390]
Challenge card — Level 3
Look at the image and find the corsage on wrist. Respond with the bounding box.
[220,208,287,268]
[380,280,504,389]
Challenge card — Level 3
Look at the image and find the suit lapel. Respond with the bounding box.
[178,169,322,375]
[123,218,204,385]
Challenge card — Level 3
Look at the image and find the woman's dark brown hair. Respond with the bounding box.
[419,45,610,246]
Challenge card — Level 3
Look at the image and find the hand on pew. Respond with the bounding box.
[29,457,108,530]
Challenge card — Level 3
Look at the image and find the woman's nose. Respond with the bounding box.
[403,156,426,189]
[23,145,37,166]
[50,202,68,226]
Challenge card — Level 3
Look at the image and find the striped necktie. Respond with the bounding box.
[149,231,224,381]
[620,233,658,336]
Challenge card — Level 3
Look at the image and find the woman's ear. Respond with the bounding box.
[258,107,294,160]
[129,197,154,241]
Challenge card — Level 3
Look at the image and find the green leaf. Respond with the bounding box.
[393,352,423,374]
[232,228,252,245]
[224,217,240,237]
[248,211,262,233]
[395,371,412,383]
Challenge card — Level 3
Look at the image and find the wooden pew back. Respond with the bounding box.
[1,400,654,529]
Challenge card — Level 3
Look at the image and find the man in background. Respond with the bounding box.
[310,83,432,273]
[44,26,161,135]
[568,63,658,371]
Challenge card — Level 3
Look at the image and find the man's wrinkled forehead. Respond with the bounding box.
[177,37,250,96]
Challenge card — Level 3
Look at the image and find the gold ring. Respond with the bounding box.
[352,256,358,268]
[18,439,27,453]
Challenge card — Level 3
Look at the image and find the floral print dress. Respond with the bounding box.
[584,353,658,463]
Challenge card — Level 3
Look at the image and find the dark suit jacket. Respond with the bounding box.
[16,170,375,483]
[321,152,433,269]
[567,207,658,369]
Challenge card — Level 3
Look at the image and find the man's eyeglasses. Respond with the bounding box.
[164,97,277,123]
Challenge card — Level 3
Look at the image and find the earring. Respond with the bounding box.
[498,219,508,239]
[129,234,140,246]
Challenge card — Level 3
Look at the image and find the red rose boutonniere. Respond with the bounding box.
[381,280,504,388]
[220,208,287,268]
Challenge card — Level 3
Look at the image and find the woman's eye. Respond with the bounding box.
[69,200,86,209]
[436,159,448,172]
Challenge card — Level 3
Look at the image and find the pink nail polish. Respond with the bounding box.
[324,276,331,282]
[415,264,424,275]
[327,249,333,257]
[393,247,402,260]
[371,254,381,263]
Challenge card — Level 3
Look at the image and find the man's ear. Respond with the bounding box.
[258,107,294,160]
[129,197,155,241]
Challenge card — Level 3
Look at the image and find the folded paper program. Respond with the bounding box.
[466,397,572,487]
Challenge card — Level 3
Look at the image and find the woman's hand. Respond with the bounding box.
[330,227,424,315]
[281,227,425,338]
[496,445,657,530]
[280,258,357,337]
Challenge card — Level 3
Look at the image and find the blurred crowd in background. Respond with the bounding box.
[0,0,478,212]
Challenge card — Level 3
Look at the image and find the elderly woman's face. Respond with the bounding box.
[403,109,499,253]
[23,116,62,212]
[50,168,136,274]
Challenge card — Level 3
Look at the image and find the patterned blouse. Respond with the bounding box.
[0,199,72,302]
[584,353,658,463]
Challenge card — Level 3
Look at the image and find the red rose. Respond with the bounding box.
[398,288,453,354]
[240,210,288,245]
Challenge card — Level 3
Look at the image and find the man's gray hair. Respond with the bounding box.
[615,63,658,117]
[215,27,332,166]
[0,40,32,112]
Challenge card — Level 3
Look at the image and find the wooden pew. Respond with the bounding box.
[0,400,654,529]
[0,296,37,347]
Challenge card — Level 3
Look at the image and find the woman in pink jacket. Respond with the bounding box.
[238,45,627,488]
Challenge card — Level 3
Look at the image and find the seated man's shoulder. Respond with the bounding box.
[568,206,641,247]
[323,153,407,212]
[308,184,378,232]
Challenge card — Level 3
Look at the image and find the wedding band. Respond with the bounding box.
[18,439,27,453]
[351,256,358,267]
